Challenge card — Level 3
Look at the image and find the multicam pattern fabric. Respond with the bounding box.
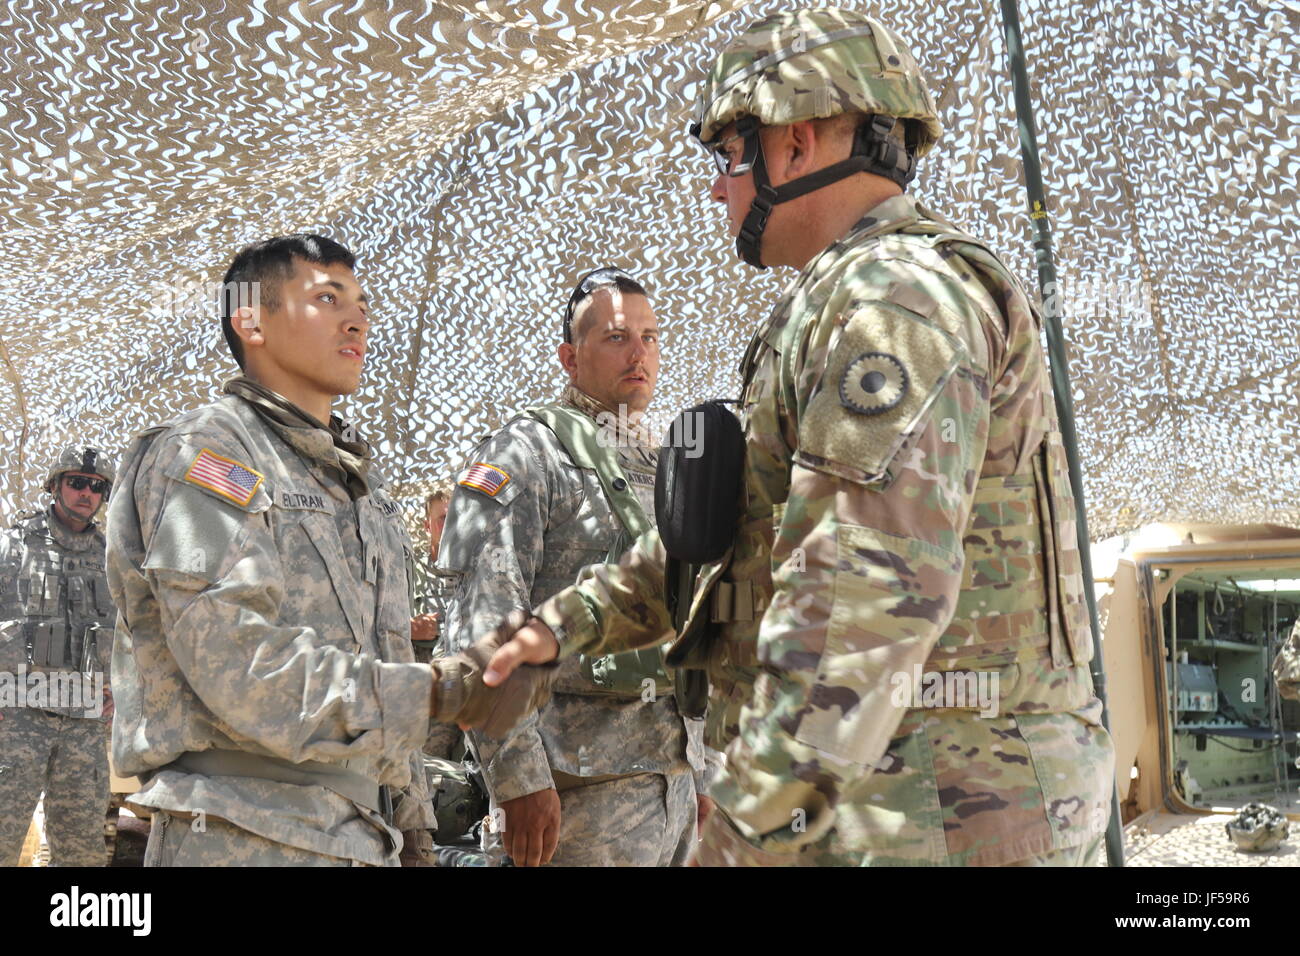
[105,383,435,865]
[536,194,1115,865]
[693,8,941,150]
[438,385,703,817]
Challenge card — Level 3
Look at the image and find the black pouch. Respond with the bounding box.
[655,400,745,564]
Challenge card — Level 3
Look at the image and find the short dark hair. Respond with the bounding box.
[563,267,648,344]
[219,234,356,369]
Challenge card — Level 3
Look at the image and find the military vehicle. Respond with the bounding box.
[1099,524,1300,825]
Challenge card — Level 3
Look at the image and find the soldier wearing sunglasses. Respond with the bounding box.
[0,446,117,866]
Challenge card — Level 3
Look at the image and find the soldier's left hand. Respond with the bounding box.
[399,829,435,867]
[102,687,115,720]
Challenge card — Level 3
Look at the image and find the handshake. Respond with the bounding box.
[428,610,563,737]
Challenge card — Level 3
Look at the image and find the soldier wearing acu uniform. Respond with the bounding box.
[483,8,1115,866]
[439,268,706,867]
[0,447,116,866]
[105,234,554,866]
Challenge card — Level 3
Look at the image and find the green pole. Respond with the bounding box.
[998,0,1125,866]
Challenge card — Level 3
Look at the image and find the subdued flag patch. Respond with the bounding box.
[185,448,264,506]
[460,462,510,497]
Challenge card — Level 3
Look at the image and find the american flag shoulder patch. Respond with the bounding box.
[184,447,265,507]
[459,462,510,497]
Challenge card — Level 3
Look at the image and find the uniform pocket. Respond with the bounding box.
[1035,433,1094,668]
[92,578,115,617]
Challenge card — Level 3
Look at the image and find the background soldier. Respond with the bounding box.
[0,447,116,866]
[483,7,1114,866]
[105,234,552,866]
[439,267,706,866]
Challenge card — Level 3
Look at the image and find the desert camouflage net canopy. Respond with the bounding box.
[0,0,1296,540]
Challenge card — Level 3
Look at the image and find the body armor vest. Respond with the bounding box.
[669,212,1096,749]
[524,403,674,699]
[5,509,114,716]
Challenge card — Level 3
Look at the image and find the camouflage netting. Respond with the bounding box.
[1,0,1297,541]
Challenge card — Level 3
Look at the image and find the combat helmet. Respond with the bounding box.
[691,7,942,268]
[45,446,116,497]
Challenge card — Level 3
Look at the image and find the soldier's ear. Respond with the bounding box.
[777,121,817,181]
[557,341,578,378]
[232,305,265,349]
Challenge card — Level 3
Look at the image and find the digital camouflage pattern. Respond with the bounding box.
[144,809,378,866]
[0,708,110,866]
[105,378,435,866]
[536,194,1115,865]
[692,7,941,151]
[1274,620,1300,701]
[439,384,703,862]
[413,550,458,623]
[481,769,697,866]
[0,502,115,866]
[44,446,116,494]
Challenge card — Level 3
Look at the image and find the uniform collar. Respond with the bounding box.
[810,193,923,271]
[224,376,373,499]
[561,384,656,452]
[740,193,930,378]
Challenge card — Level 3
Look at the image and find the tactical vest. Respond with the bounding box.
[7,510,114,695]
[669,212,1096,749]
[524,404,675,698]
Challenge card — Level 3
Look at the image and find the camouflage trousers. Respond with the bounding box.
[484,769,697,867]
[143,810,387,867]
[1002,833,1104,866]
[0,707,110,866]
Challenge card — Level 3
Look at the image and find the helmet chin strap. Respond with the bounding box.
[732,115,919,270]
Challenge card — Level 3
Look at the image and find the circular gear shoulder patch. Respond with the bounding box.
[839,352,908,415]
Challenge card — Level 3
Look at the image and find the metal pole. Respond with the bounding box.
[998,0,1125,866]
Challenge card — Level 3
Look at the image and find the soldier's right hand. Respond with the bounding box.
[429,610,558,737]
[500,788,561,867]
[482,617,561,687]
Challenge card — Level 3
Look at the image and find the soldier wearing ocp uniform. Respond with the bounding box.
[495,8,1115,866]
[0,447,116,866]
